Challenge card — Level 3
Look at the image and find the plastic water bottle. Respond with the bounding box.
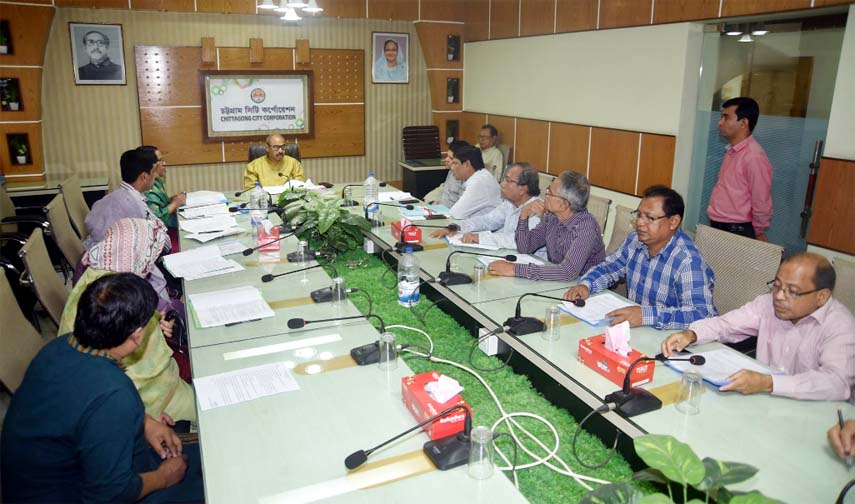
[248,182,268,235]
[364,171,380,225]
[397,247,420,307]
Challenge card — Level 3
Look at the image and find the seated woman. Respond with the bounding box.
[140,145,185,252]
[58,217,196,423]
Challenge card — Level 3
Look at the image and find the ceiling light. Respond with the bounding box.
[751,29,768,36]
[738,34,753,43]
[303,0,323,13]
[281,7,301,20]
[258,0,277,9]
[274,0,288,12]
[724,24,742,36]
[288,0,308,8]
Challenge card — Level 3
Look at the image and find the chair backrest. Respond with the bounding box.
[607,205,636,255]
[248,143,267,162]
[0,269,46,392]
[45,194,85,268]
[694,224,783,315]
[497,143,510,167]
[58,174,90,241]
[19,228,69,326]
[284,143,301,162]
[1,185,17,233]
[587,194,611,235]
[402,125,441,160]
[833,257,855,315]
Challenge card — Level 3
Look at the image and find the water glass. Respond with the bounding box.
[342,185,353,203]
[472,263,486,284]
[331,277,347,304]
[468,426,495,480]
[378,332,398,371]
[675,371,703,415]
[541,306,561,341]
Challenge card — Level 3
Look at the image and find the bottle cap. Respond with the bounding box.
[405,247,413,253]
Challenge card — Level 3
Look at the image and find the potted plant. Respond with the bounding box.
[0,30,8,54]
[5,85,19,110]
[11,137,28,164]
[278,189,371,254]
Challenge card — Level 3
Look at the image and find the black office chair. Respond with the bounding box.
[248,143,267,162]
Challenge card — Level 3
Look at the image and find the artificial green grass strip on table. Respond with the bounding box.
[325,249,647,503]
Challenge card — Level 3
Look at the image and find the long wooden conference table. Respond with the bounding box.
[181,186,852,503]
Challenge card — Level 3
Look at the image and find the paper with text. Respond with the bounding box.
[664,348,778,387]
[446,233,500,251]
[195,362,300,411]
[161,246,244,280]
[560,292,638,326]
[186,228,243,243]
[179,203,230,220]
[179,215,239,234]
[189,286,275,328]
[184,191,228,208]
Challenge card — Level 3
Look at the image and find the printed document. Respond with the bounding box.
[161,245,244,280]
[195,362,300,411]
[560,292,638,326]
[446,233,500,251]
[179,203,229,220]
[179,215,239,234]
[186,228,243,243]
[184,191,228,208]
[665,348,778,386]
[189,285,275,328]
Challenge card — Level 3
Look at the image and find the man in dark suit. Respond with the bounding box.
[78,30,123,81]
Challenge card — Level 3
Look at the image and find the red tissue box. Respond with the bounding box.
[257,225,280,251]
[391,219,422,244]
[578,334,654,388]
[401,371,471,441]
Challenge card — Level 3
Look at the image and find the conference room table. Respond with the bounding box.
[178,213,527,503]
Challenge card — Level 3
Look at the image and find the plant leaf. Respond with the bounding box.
[579,482,643,504]
[633,468,669,485]
[638,494,672,504]
[729,491,782,504]
[634,434,705,486]
[695,458,758,491]
[317,200,339,234]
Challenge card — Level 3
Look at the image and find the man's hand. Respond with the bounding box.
[520,200,545,220]
[429,228,454,239]
[461,233,480,244]
[144,415,182,459]
[719,370,773,395]
[159,312,175,339]
[487,260,515,277]
[157,455,189,488]
[755,231,768,242]
[828,419,855,460]
[563,284,590,302]
[606,306,643,327]
[661,330,698,358]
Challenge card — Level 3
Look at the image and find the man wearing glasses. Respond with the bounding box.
[478,124,505,182]
[78,30,123,81]
[564,185,716,329]
[243,133,305,189]
[661,253,855,402]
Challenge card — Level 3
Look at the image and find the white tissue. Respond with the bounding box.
[261,219,275,233]
[424,374,464,404]
[604,321,632,357]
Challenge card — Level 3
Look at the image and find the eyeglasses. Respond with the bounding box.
[631,210,668,224]
[766,280,821,299]
[268,144,287,151]
[502,176,521,185]
[544,188,570,204]
[85,39,108,47]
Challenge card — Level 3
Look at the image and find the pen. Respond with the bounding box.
[225,318,262,327]
[839,408,853,469]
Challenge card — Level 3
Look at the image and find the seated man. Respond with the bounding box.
[662,253,855,402]
[448,144,502,219]
[564,185,716,330]
[430,162,545,257]
[83,148,158,250]
[487,170,604,280]
[243,133,305,189]
[424,140,467,208]
[1,273,203,503]
[478,124,505,182]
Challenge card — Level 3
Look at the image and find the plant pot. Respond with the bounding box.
[9,102,18,111]
[16,155,26,164]
[0,46,7,54]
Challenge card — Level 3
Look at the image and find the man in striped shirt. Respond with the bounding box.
[487,171,605,281]
[564,185,716,330]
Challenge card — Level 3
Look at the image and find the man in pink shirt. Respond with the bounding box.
[707,97,773,241]
[661,252,855,403]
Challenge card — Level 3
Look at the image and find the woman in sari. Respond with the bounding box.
[58,217,196,422]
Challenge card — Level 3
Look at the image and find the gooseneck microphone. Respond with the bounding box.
[261,263,323,283]
[287,313,386,332]
[376,202,415,211]
[504,292,585,336]
[241,230,298,256]
[655,353,706,365]
[439,250,517,286]
[229,205,278,213]
[234,186,255,197]
[393,223,460,253]
[344,404,472,471]
[604,354,705,418]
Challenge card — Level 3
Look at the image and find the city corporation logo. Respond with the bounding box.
[250,88,266,103]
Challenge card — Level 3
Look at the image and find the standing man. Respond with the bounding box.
[447,144,502,219]
[77,30,123,81]
[478,124,505,182]
[708,97,773,241]
[243,133,305,189]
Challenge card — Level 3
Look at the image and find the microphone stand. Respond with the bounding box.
[242,230,298,256]
[393,223,459,253]
[504,292,584,336]
[261,263,322,283]
[439,250,517,286]
[603,356,662,418]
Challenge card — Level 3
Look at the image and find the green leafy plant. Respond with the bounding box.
[278,189,371,253]
[580,434,779,504]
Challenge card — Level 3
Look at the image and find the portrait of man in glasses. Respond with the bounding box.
[71,24,126,85]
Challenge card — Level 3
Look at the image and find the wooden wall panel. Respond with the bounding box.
[813,0,855,5]
[140,108,222,165]
[420,0,466,21]
[0,68,42,122]
[636,133,675,195]
[428,71,463,111]
[368,0,419,20]
[196,0,257,14]
[588,128,639,195]
[490,0,521,40]
[292,105,366,158]
[599,0,652,29]
[514,118,549,171]
[1,0,52,4]
[520,0,556,37]
[464,0,491,41]
[433,112,462,149]
[415,22,464,69]
[218,47,293,70]
[652,0,720,23]
[305,49,364,103]
[131,0,196,11]
[136,47,212,107]
[0,123,43,180]
[555,0,598,33]
[56,0,127,7]
[324,0,366,18]
[487,114,516,158]
[0,4,54,67]
[807,158,855,254]
[461,111,487,144]
[548,123,588,174]
[721,0,811,16]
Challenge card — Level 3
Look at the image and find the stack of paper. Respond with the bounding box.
[264,179,326,195]
[161,245,244,280]
[185,191,228,208]
[446,233,500,251]
[188,285,275,328]
[560,292,638,326]
[194,362,300,411]
[217,240,249,257]
[664,348,778,386]
[178,215,239,234]
[179,203,230,220]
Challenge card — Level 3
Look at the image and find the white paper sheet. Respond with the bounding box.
[161,245,244,280]
[194,362,300,411]
[189,285,275,328]
[179,215,238,234]
[264,179,325,195]
[379,191,414,202]
[559,292,638,326]
[179,203,230,219]
[664,348,778,387]
[217,240,249,257]
[184,191,228,208]
[446,233,500,251]
[185,228,243,243]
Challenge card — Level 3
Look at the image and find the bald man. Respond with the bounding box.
[243,133,305,189]
[662,253,855,403]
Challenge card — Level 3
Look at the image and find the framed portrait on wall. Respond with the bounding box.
[69,22,126,85]
[372,32,408,84]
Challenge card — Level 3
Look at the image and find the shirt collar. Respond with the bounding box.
[797,296,836,326]
[67,333,125,368]
[89,57,113,68]
[120,181,146,201]
[726,135,754,154]
[638,228,683,258]
[463,168,486,189]
[557,209,587,228]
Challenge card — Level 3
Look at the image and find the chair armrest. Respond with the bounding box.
[0,232,28,246]
[1,216,49,228]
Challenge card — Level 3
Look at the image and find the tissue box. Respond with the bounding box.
[578,334,654,388]
[401,371,471,440]
[391,220,422,244]
[257,224,280,251]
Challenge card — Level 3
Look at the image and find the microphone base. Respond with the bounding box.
[341,200,360,207]
[280,223,293,234]
[287,250,317,263]
[423,433,471,471]
[438,271,472,286]
[394,242,424,253]
[504,316,545,336]
[350,341,380,366]
[310,287,333,303]
[604,388,663,418]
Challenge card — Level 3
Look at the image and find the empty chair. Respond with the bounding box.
[694,224,783,315]
[587,195,612,235]
[45,194,85,270]
[1,185,49,235]
[58,174,90,241]
[606,205,636,255]
[833,257,855,315]
[0,272,46,392]
[538,172,555,194]
[19,228,69,327]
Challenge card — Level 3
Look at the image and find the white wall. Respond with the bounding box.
[825,4,855,160]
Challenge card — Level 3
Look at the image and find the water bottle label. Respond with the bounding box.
[397,280,420,307]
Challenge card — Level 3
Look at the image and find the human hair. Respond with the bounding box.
[481,124,498,138]
[454,145,485,170]
[642,185,685,220]
[511,162,540,197]
[555,171,590,212]
[137,145,159,155]
[782,253,836,292]
[120,149,156,184]
[74,273,157,349]
[722,96,760,132]
[448,140,469,155]
[82,30,110,46]
[383,40,399,51]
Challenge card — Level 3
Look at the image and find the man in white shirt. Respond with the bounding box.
[479,124,505,182]
[448,144,502,219]
[430,162,545,258]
